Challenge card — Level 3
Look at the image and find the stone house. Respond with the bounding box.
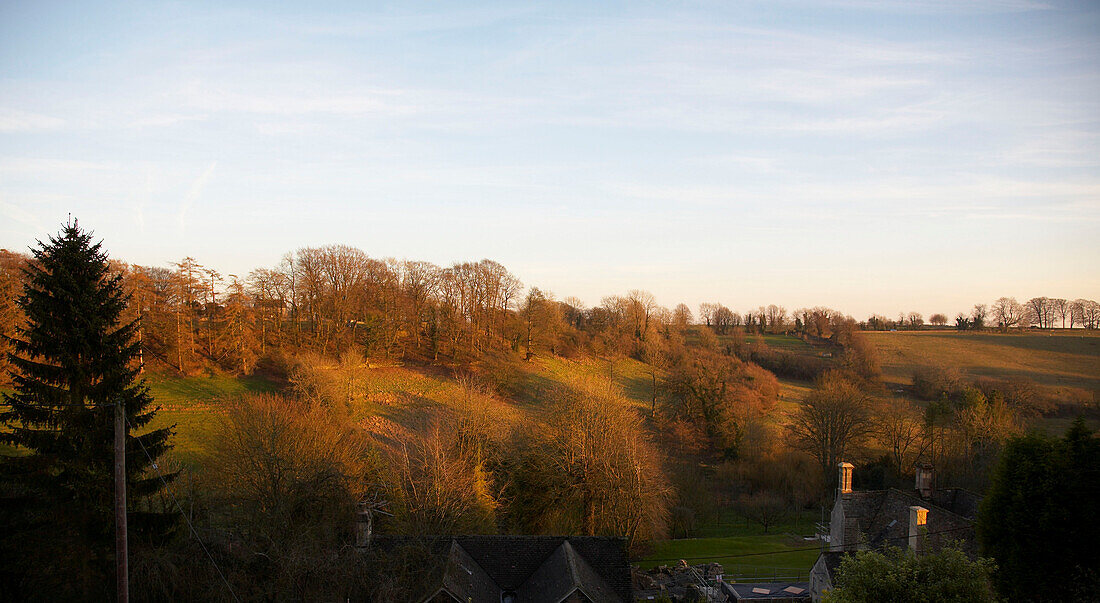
[808,462,982,602]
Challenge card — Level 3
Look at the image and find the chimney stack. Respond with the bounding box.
[838,462,854,495]
[915,464,933,498]
[908,506,928,552]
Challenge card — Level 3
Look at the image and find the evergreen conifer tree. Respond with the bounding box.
[0,221,175,598]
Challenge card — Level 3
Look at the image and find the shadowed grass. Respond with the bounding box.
[142,372,280,465]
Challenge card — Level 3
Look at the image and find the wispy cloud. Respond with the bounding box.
[0,107,65,132]
[178,162,218,234]
[128,113,209,129]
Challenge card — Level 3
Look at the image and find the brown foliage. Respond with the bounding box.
[204,393,377,542]
[788,371,874,489]
[510,376,671,544]
[661,348,779,457]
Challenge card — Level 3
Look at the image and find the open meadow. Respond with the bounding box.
[863,330,1100,408]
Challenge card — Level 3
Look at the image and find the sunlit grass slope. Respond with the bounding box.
[863,330,1100,405]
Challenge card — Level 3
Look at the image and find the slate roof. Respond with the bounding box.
[815,551,850,581]
[929,488,982,520]
[437,541,500,603]
[453,535,630,600]
[516,540,619,603]
[837,488,979,553]
[378,535,629,602]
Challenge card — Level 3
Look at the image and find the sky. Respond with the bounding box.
[1,0,1098,319]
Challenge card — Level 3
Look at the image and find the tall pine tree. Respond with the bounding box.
[0,221,175,599]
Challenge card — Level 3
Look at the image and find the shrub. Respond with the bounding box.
[911,365,965,401]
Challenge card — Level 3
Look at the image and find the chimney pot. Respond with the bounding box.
[838,462,854,495]
[909,506,928,552]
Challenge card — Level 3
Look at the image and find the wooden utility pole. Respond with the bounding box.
[114,400,128,603]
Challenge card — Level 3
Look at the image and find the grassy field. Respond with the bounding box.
[142,371,279,464]
[636,508,822,577]
[743,333,820,354]
[863,330,1100,406]
[637,535,822,579]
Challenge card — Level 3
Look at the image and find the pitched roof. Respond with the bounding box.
[814,551,853,581]
[516,540,618,603]
[432,540,502,602]
[452,535,630,599]
[837,488,979,552]
[391,535,630,603]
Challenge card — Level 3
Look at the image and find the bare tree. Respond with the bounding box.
[713,304,735,334]
[788,373,874,489]
[992,297,1024,331]
[907,312,924,330]
[626,289,658,342]
[1052,298,1070,329]
[874,402,928,473]
[766,305,788,333]
[1072,299,1100,329]
[208,393,372,541]
[698,303,717,328]
[929,313,948,327]
[1026,297,1054,329]
[520,287,563,358]
[672,303,693,331]
[514,376,671,544]
[736,492,789,534]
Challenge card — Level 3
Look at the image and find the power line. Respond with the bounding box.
[126,417,241,603]
[641,524,977,564]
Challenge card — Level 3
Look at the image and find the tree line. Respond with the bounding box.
[863,296,1100,332]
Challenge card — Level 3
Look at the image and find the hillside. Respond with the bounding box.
[137,355,822,577]
[141,355,661,464]
[863,330,1100,408]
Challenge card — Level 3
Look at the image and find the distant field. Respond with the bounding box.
[863,331,1100,406]
[742,333,820,354]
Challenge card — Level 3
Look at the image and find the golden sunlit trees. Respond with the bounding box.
[672,303,693,332]
[391,422,500,535]
[661,347,779,458]
[519,287,563,358]
[387,382,509,535]
[172,256,204,372]
[0,249,29,384]
[206,393,374,542]
[220,275,259,373]
[510,377,671,544]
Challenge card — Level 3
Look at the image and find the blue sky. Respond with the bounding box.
[1,0,1098,318]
